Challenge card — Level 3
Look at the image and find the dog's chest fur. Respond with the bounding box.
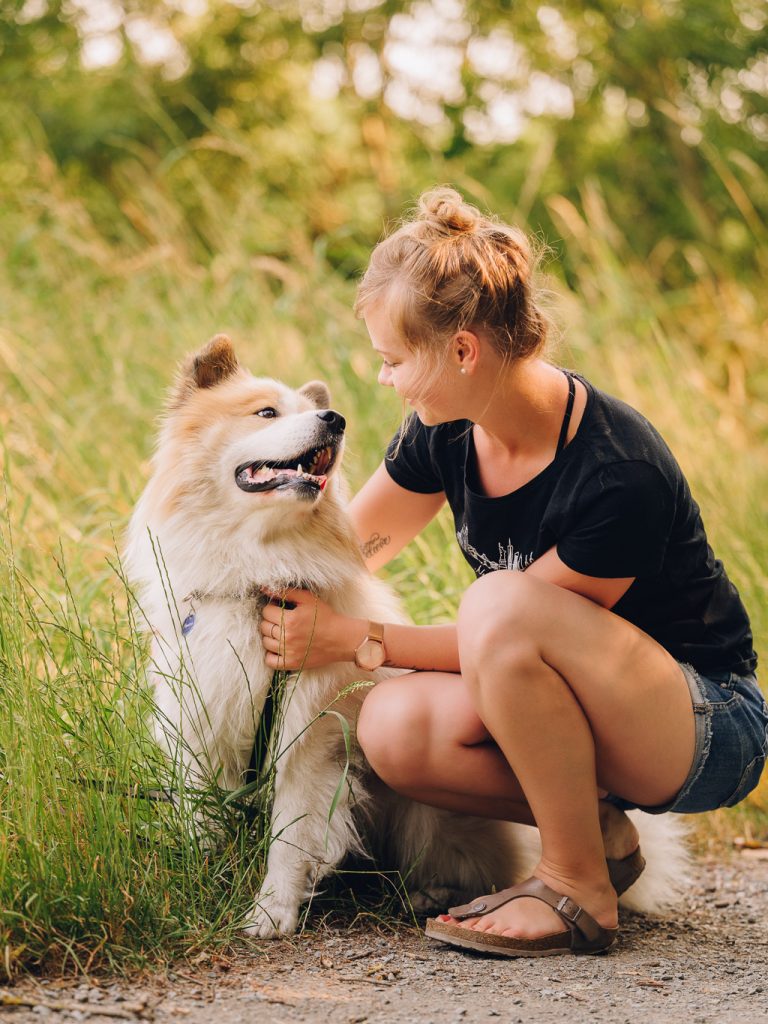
[127,506,405,790]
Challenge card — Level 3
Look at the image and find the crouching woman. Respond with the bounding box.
[259,188,766,957]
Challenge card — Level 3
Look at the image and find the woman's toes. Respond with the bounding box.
[466,897,567,938]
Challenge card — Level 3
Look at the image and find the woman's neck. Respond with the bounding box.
[468,359,572,459]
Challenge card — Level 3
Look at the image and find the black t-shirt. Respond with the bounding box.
[385,372,757,677]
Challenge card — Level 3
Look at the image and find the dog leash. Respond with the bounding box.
[245,668,285,781]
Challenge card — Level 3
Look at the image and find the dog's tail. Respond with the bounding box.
[618,810,693,913]
[506,811,693,915]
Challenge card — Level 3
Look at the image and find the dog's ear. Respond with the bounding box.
[299,380,331,409]
[170,334,240,407]
[190,334,240,389]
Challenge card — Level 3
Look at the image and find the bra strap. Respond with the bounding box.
[556,371,576,453]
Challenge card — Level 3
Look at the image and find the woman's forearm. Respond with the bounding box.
[260,590,461,673]
[342,618,460,673]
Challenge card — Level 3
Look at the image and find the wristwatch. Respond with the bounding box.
[354,621,386,671]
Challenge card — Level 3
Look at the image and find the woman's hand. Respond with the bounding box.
[259,588,367,671]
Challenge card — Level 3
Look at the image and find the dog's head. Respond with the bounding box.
[156,334,345,527]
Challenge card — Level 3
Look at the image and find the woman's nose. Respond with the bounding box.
[378,366,392,387]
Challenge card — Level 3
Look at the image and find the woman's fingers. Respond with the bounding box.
[260,615,284,641]
[259,615,303,669]
[264,651,288,670]
[258,588,333,671]
[260,630,290,670]
[261,603,288,626]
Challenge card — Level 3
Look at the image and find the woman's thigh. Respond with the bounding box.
[361,670,493,748]
[458,572,698,808]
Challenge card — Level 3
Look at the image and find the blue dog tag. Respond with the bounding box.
[182,612,196,636]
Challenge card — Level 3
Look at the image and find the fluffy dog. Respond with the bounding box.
[126,335,690,937]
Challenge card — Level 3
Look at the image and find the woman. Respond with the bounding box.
[259,187,765,957]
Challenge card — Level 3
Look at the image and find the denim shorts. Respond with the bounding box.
[604,663,768,815]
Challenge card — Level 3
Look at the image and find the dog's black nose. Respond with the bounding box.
[316,410,346,431]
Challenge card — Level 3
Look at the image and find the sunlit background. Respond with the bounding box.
[5,0,767,261]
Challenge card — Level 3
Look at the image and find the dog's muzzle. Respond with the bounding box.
[235,426,342,497]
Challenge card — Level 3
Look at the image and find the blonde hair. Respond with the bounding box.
[355,187,549,362]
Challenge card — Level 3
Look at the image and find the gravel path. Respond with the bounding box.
[4,853,767,1024]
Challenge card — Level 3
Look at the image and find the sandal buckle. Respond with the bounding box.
[556,895,582,923]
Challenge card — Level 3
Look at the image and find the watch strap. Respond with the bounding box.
[366,621,385,645]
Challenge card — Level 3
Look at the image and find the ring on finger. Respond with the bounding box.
[270,623,279,640]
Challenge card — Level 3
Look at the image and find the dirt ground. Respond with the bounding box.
[3,852,768,1024]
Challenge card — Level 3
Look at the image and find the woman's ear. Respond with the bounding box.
[453,329,481,375]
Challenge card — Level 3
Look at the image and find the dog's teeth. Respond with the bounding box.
[297,463,304,475]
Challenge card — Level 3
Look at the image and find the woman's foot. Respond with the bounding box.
[439,804,639,940]
[439,862,618,941]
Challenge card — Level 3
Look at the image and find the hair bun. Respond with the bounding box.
[417,187,479,233]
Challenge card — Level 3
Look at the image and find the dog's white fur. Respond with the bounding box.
[126,335,690,937]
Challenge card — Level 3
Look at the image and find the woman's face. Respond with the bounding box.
[364,300,454,426]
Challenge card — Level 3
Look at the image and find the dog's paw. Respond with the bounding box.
[408,885,459,915]
[241,896,300,938]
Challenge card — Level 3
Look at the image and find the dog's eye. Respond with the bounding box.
[255,407,278,418]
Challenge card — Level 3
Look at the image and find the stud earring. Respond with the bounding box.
[460,367,467,375]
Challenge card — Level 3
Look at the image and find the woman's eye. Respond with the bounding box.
[255,407,278,418]
[383,361,398,369]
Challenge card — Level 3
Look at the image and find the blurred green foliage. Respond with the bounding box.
[1,0,766,277]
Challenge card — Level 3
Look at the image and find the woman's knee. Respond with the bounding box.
[357,680,430,785]
[457,571,543,690]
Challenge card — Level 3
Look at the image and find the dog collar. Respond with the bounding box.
[183,586,263,604]
[182,579,317,605]
[180,586,264,638]
[179,581,319,638]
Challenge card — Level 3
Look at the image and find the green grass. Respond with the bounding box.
[0,137,766,979]
[0,543,273,977]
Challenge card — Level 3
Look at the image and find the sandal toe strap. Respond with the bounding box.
[448,877,614,952]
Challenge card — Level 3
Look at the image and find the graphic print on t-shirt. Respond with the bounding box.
[456,523,535,576]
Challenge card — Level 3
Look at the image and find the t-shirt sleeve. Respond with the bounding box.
[384,415,444,494]
[557,461,675,579]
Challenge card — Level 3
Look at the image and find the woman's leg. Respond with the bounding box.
[358,571,696,939]
[359,668,533,818]
[356,671,638,854]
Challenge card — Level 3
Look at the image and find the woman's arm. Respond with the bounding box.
[259,464,450,672]
[260,460,637,672]
[527,547,634,609]
[259,589,461,672]
[348,461,446,571]
[259,548,632,674]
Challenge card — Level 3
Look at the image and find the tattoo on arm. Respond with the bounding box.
[361,532,391,560]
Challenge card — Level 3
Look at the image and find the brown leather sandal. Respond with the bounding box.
[424,877,618,958]
[607,846,645,896]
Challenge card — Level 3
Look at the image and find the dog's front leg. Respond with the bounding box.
[241,785,317,938]
[242,720,362,938]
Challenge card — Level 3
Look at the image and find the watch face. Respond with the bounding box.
[357,638,385,670]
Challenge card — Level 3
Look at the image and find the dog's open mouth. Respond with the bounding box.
[235,443,337,494]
